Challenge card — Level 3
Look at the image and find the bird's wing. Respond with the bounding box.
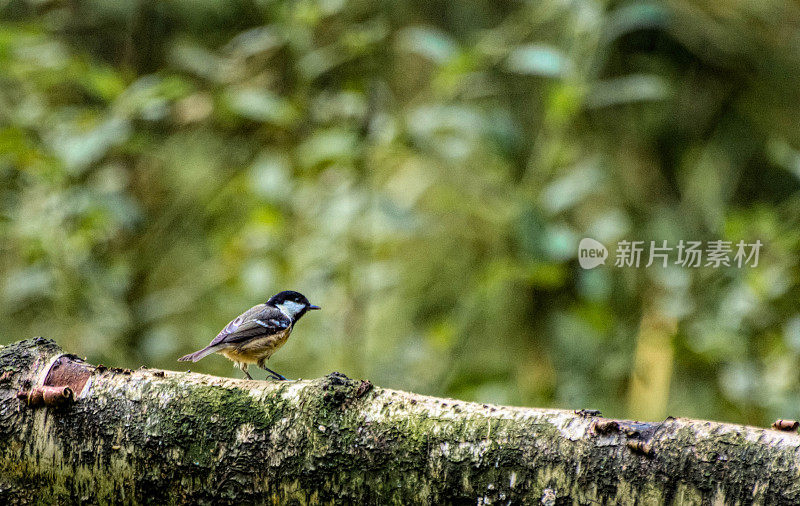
[208,305,291,346]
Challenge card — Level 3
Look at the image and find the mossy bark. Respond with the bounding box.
[1,338,799,505]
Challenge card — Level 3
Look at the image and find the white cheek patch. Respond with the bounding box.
[277,300,305,318]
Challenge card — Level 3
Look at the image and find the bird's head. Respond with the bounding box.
[267,290,321,321]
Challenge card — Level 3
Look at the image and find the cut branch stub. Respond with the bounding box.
[772,419,800,432]
[17,385,75,407]
[14,353,94,408]
[43,354,93,395]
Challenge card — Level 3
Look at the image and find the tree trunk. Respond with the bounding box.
[0,338,799,505]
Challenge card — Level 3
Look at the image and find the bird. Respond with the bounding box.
[178,290,320,380]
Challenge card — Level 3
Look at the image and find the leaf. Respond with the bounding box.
[603,2,670,44]
[224,88,298,126]
[295,128,358,168]
[224,26,282,58]
[46,115,131,174]
[397,26,457,63]
[506,44,570,77]
[585,74,669,108]
[540,159,604,214]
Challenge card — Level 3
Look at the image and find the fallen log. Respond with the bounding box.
[0,338,798,504]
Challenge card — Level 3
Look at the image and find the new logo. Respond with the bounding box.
[578,238,608,269]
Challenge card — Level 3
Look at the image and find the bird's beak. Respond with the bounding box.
[308,305,321,310]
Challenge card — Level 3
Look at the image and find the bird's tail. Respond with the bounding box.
[178,345,219,363]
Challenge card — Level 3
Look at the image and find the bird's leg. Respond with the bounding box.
[260,364,288,381]
[241,364,254,380]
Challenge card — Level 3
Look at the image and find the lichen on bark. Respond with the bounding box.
[1,338,800,505]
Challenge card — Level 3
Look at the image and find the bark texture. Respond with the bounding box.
[1,338,799,505]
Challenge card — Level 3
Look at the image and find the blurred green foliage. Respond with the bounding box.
[2,0,800,426]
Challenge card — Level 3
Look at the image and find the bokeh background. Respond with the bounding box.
[2,0,800,427]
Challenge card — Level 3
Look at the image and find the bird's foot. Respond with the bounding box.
[260,365,288,381]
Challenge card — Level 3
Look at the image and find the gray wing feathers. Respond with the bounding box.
[209,305,290,346]
[178,304,291,362]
